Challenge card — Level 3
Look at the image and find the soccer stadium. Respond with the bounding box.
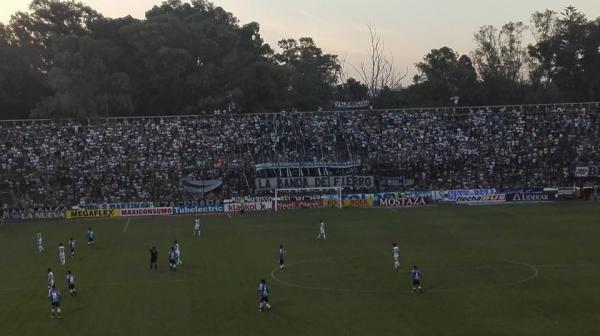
[1,1,600,336]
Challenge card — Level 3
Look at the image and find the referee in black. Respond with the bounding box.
[149,246,158,270]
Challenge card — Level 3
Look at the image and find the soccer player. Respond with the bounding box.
[68,238,76,257]
[36,232,44,253]
[317,220,326,240]
[48,285,62,318]
[66,270,77,296]
[168,247,177,272]
[392,243,400,269]
[58,243,66,266]
[174,240,182,265]
[87,227,95,248]
[193,218,201,237]
[411,265,423,294]
[149,246,158,270]
[257,279,271,312]
[47,268,55,289]
[278,245,285,272]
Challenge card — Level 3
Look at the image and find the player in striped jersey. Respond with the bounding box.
[36,232,44,253]
[47,268,55,289]
[411,265,423,294]
[68,238,76,257]
[174,240,182,265]
[168,247,177,272]
[257,279,271,312]
[87,227,95,248]
[48,285,62,318]
[317,220,326,240]
[66,270,77,296]
[392,243,400,269]
[193,218,201,237]
[58,243,66,265]
[278,245,285,271]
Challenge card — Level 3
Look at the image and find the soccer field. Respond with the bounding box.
[1,202,599,336]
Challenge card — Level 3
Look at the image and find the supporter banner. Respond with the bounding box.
[225,202,273,212]
[121,207,173,217]
[66,209,121,219]
[379,176,406,187]
[456,194,506,204]
[181,179,223,193]
[334,100,370,109]
[507,193,553,202]
[377,197,428,207]
[277,200,322,210]
[226,197,273,203]
[173,205,225,215]
[445,189,496,201]
[81,202,153,210]
[255,176,375,190]
[255,161,361,170]
[576,166,600,177]
[498,188,544,194]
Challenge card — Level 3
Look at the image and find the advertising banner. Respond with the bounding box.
[506,193,553,202]
[224,202,273,213]
[173,205,225,215]
[120,207,173,217]
[445,189,497,201]
[377,197,428,207]
[66,209,121,219]
[255,176,375,190]
[456,194,506,204]
[276,200,322,210]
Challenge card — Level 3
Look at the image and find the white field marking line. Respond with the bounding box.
[270,258,545,294]
[123,218,131,233]
[270,257,389,294]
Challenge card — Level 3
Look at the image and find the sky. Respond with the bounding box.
[2,0,600,83]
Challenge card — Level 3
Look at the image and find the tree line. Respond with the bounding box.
[0,0,599,119]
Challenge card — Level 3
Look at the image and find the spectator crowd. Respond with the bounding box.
[1,104,599,209]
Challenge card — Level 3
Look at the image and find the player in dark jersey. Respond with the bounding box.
[48,285,62,318]
[257,279,271,312]
[149,246,158,270]
[87,227,95,248]
[66,270,76,296]
[168,247,177,272]
[68,238,76,257]
[411,265,423,294]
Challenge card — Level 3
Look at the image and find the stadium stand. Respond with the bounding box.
[1,103,599,209]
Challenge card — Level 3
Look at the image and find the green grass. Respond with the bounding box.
[1,202,599,336]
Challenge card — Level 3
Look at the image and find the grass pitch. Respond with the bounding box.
[1,202,599,336]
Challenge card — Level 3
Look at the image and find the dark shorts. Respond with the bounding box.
[412,280,421,286]
[150,258,157,263]
[68,284,75,290]
[88,238,94,242]
[260,296,269,303]
[170,259,176,265]
[51,302,60,307]
[279,258,284,265]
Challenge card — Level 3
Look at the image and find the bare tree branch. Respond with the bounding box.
[351,25,406,101]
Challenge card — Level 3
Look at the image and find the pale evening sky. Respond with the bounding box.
[2,0,600,83]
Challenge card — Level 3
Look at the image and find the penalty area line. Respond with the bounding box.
[123,218,131,233]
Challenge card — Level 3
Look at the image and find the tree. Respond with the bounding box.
[529,7,600,101]
[352,25,407,102]
[412,47,479,106]
[334,77,369,102]
[276,37,340,111]
[471,22,530,103]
